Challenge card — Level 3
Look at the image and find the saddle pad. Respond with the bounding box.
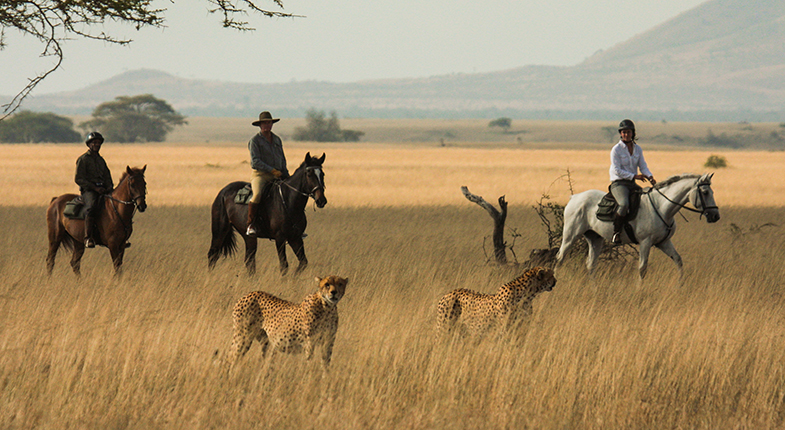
[234,183,275,205]
[595,189,642,222]
[63,197,86,219]
[235,185,253,205]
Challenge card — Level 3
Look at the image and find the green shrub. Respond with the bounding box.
[0,111,81,143]
[704,154,728,168]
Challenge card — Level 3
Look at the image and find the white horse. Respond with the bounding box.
[555,173,720,279]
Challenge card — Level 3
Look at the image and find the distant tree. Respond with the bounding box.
[293,109,364,142]
[704,154,728,168]
[1,1,299,118]
[80,94,187,143]
[488,117,512,131]
[0,110,81,143]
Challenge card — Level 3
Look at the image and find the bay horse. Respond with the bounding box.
[556,173,720,280]
[46,165,148,276]
[208,152,327,275]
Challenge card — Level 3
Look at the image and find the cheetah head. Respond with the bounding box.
[533,267,556,293]
[316,275,348,306]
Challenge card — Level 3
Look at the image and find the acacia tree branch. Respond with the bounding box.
[461,186,508,265]
[1,1,298,118]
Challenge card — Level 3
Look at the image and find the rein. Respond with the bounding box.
[646,179,715,239]
[276,166,324,211]
[105,173,145,235]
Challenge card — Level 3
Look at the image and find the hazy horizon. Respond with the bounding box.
[1,0,706,97]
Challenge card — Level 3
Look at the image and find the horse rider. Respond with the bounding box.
[75,131,113,248]
[246,111,289,236]
[609,119,656,244]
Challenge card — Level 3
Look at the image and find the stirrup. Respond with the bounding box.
[246,225,257,236]
[611,232,622,244]
[85,238,96,248]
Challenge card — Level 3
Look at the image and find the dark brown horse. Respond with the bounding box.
[208,153,327,275]
[46,166,148,276]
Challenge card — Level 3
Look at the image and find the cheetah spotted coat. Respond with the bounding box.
[231,275,348,366]
[436,266,556,338]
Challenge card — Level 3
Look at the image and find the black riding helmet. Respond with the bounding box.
[85,131,104,145]
[618,119,636,140]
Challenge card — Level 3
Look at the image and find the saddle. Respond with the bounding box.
[63,196,87,219]
[596,186,643,222]
[234,182,275,205]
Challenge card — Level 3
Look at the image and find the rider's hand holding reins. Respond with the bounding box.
[271,169,283,179]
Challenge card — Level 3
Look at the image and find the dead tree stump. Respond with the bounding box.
[461,186,508,264]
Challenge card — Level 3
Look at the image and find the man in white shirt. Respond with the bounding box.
[609,119,656,244]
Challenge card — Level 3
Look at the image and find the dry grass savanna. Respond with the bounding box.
[2,134,785,428]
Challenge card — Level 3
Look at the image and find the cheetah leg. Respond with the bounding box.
[257,330,270,357]
[321,333,336,367]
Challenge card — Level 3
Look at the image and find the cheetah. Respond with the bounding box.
[230,275,348,366]
[436,266,556,338]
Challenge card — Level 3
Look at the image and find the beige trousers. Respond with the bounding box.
[250,169,275,203]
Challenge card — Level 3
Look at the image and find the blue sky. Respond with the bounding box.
[1,0,706,96]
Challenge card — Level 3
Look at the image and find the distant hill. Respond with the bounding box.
[14,0,785,121]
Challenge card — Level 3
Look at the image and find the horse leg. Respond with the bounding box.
[584,231,604,274]
[275,238,289,276]
[46,236,61,275]
[638,240,654,280]
[242,236,257,276]
[70,244,85,276]
[555,230,578,267]
[655,239,683,281]
[288,237,308,274]
[109,245,125,277]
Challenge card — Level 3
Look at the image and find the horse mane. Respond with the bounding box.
[118,166,146,182]
[653,174,701,189]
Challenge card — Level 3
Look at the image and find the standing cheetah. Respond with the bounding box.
[436,266,556,338]
[231,275,348,366]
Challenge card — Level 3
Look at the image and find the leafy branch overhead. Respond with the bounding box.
[1,1,299,118]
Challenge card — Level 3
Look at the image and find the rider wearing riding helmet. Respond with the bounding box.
[75,131,113,248]
[609,119,656,244]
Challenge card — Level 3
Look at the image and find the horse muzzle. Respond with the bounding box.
[704,209,720,223]
[137,199,148,212]
[314,191,327,208]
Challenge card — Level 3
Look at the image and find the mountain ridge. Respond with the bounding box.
[14,0,785,121]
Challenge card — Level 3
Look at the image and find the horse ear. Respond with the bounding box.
[305,152,312,162]
[318,153,325,164]
[126,166,133,175]
[708,172,714,181]
[141,164,147,173]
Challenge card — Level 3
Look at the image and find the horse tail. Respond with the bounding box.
[208,187,237,268]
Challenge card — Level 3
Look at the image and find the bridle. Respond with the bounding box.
[647,179,717,239]
[104,173,146,234]
[278,166,325,201]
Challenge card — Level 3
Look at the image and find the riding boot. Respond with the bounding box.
[246,203,259,236]
[612,214,624,244]
[84,214,96,248]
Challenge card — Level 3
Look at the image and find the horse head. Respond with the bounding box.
[125,165,148,212]
[302,152,327,208]
[692,173,719,223]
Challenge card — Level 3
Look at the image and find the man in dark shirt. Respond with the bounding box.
[75,131,113,248]
[246,111,289,236]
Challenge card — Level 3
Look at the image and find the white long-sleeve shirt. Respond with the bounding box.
[609,141,652,182]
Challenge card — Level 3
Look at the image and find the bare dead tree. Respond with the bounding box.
[1,1,300,119]
[461,186,508,265]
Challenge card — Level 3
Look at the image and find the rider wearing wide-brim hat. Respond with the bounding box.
[246,111,289,236]
[75,131,114,248]
[609,119,656,244]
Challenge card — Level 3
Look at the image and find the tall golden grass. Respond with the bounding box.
[2,141,785,428]
[3,143,785,207]
[1,203,784,429]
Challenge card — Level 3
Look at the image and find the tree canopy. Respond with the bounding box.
[80,94,187,143]
[1,1,297,118]
[292,109,365,142]
[0,111,81,143]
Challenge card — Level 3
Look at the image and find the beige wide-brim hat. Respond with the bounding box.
[252,111,280,126]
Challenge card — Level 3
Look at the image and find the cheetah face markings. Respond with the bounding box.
[317,275,347,305]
